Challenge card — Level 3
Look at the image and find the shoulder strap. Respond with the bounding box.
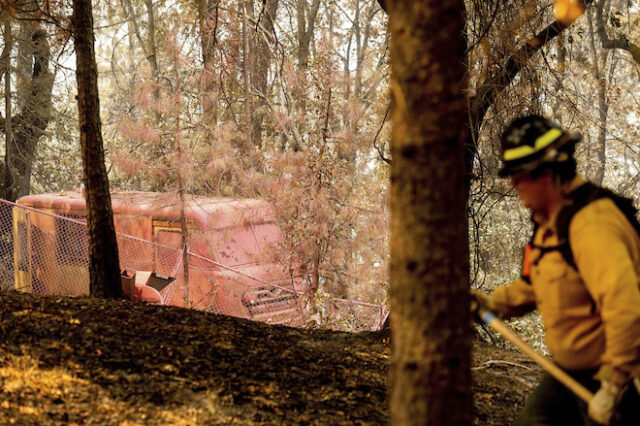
[521,217,538,284]
[556,182,640,270]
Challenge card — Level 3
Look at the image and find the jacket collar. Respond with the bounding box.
[563,174,586,195]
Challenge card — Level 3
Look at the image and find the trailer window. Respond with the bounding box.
[55,215,88,264]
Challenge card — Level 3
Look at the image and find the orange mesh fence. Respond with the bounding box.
[0,198,387,331]
[0,201,15,291]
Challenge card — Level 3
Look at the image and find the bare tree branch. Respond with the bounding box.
[595,1,640,65]
[373,104,391,164]
[469,0,595,139]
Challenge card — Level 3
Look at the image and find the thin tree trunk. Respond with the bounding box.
[241,0,253,149]
[144,0,159,79]
[119,0,159,79]
[293,0,321,123]
[251,0,278,146]
[589,2,613,185]
[16,18,32,110]
[342,13,352,100]
[356,0,378,102]
[72,0,123,299]
[170,40,191,307]
[177,143,190,305]
[198,0,220,127]
[296,0,321,69]
[388,0,472,423]
[3,15,12,194]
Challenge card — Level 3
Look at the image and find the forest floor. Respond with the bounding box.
[0,291,542,425]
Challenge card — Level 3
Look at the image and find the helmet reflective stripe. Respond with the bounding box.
[503,128,563,161]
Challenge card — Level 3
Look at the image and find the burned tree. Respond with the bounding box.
[72,0,123,299]
[388,0,472,424]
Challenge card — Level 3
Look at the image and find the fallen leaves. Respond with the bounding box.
[0,291,538,425]
[0,291,390,424]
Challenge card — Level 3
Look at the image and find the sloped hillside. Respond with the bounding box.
[0,291,540,425]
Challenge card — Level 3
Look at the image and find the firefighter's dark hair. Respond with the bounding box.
[528,145,577,184]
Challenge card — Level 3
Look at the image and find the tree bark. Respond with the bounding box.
[1,28,54,202]
[354,0,380,101]
[170,47,191,307]
[72,0,123,299]
[16,17,33,110]
[118,0,159,79]
[144,0,159,78]
[588,5,609,185]
[388,1,472,424]
[594,0,640,65]
[290,0,321,149]
[251,0,279,146]
[296,0,321,71]
[3,15,13,196]
[241,0,253,149]
[198,0,220,126]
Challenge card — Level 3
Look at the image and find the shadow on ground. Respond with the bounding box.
[0,291,540,425]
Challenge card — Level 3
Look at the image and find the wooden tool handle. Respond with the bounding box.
[481,310,594,403]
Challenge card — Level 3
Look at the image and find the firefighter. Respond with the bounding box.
[473,114,640,425]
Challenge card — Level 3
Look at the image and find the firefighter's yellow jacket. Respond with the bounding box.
[491,176,640,386]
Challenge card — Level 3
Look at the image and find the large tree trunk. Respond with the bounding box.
[72,0,123,299]
[388,0,472,424]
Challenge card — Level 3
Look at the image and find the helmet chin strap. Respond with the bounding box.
[552,156,573,198]
[554,172,565,195]
[532,167,568,221]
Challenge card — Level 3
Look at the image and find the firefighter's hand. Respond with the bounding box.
[470,290,494,316]
[588,379,620,425]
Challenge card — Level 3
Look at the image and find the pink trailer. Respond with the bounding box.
[14,191,308,325]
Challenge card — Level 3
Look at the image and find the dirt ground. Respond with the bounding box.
[0,291,542,425]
